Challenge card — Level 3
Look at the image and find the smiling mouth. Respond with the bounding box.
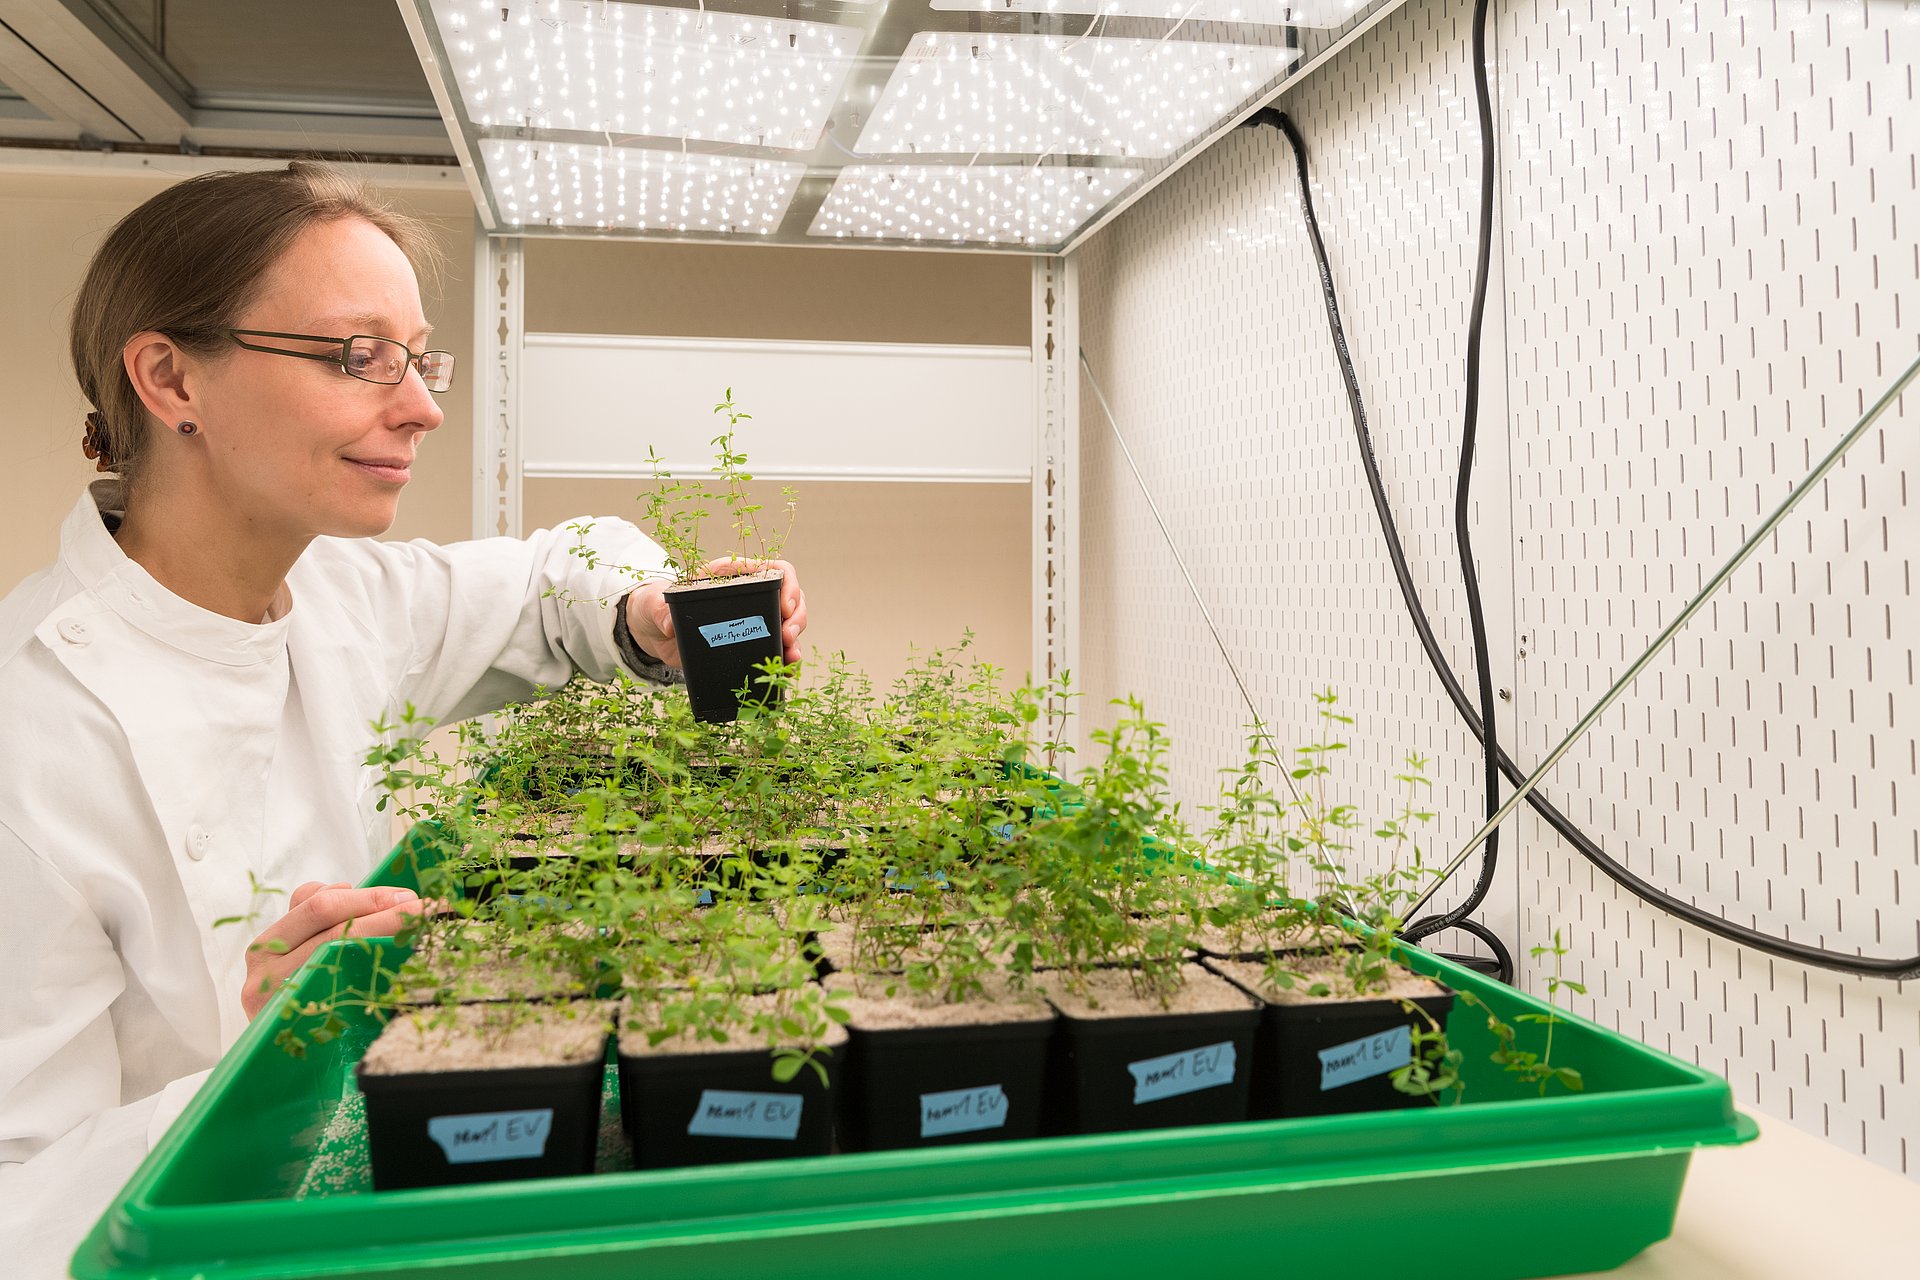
[345,457,413,482]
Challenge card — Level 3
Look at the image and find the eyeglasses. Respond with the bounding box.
[223,329,456,393]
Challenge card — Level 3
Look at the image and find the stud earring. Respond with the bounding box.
[176,421,198,436]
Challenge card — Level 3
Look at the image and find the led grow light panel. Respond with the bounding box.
[810,164,1145,244]
[855,32,1296,158]
[927,0,1373,28]
[432,0,862,151]
[480,140,805,233]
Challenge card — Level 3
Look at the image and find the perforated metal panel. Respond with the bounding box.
[1073,0,1920,1176]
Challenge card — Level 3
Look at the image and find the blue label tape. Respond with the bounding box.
[426,1109,553,1164]
[686,1089,804,1140]
[1128,1041,1237,1104]
[697,615,773,648]
[1317,1025,1412,1090]
[919,1085,1010,1138]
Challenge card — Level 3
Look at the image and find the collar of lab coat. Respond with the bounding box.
[61,480,294,668]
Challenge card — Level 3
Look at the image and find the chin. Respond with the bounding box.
[332,501,403,540]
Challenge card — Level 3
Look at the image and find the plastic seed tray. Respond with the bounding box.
[72,836,1757,1280]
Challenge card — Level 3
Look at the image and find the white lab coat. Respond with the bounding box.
[0,480,671,1277]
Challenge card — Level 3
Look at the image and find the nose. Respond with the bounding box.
[397,362,446,433]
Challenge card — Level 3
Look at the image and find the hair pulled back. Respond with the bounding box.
[70,160,443,488]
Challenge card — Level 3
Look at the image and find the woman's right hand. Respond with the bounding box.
[242,880,429,1019]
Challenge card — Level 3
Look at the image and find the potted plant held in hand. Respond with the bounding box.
[643,389,798,723]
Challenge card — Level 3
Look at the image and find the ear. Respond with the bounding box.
[122,331,199,428]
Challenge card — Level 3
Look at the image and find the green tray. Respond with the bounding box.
[74,834,1757,1280]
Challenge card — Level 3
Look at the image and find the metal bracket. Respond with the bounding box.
[474,232,523,539]
[1032,254,1079,760]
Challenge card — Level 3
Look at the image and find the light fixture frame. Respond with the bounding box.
[397,0,1414,254]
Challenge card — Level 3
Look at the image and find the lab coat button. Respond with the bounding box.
[57,618,91,645]
[185,825,214,862]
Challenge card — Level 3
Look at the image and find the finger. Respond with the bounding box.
[648,589,675,641]
[702,556,757,579]
[773,561,803,617]
[259,885,420,952]
[256,901,433,980]
[645,595,682,667]
[342,900,434,939]
[288,881,331,909]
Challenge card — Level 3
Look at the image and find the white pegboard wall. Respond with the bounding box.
[1074,0,1920,1177]
[1074,0,1522,967]
[1501,0,1919,1174]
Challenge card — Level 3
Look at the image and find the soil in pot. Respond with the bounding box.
[1209,955,1455,1119]
[824,972,1056,1152]
[356,1000,609,1191]
[1034,963,1260,1137]
[392,922,600,1006]
[616,993,845,1169]
[811,914,949,977]
[1191,916,1353,962]
[663,569,785,723]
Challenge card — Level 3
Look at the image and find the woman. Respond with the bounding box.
[0,162,806,1272]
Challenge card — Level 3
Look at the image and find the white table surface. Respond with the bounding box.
[1559,1107,1920,1278]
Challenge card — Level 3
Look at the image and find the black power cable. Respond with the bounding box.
[1401,0,1504,961]
[1251,105,1511,985]
[1243,1,1919,982]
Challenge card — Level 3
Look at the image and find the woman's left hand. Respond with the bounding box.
[626,558,807,668]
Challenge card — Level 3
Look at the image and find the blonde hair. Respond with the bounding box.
[70,161,444,488]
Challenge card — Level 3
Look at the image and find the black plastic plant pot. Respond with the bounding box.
[664,571,785,724]
[357,1059,603,1191]
[1241,986,1456,1120]
[616,1042,838,1169]
[835,1016,1057,1153]
[1042,1005,1261,1137]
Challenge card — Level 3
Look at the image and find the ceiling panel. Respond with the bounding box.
[94,0,161,47]
[159,0,434,106]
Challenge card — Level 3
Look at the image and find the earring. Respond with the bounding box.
[176,420,198,436]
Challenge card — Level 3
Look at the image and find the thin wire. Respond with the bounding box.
[1405,349,1920,929]
[1035,0,1199,173]
[1080,348,1304,806]
[1162,0,1206,42]
[1062,7,1111,54]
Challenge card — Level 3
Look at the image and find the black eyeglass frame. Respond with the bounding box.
[222,328,456,392]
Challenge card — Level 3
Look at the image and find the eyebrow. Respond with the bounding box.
[314,313,435,344]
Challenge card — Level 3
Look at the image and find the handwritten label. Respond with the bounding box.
[697,615,772,649]
[686,1089,804,1140]
[425,1109,553,1164]
[1318,1025,1412,1091]
[919,1085,1010,1138]
[1128,1041,1237,1105]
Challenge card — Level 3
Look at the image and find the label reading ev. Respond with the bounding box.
[1128,1041,1237,1105]
[686,1090,804,1140]
[697,615,772,648]
[425,1109,553,1164]
[919,1085,1010,1138]
[1317,1025,1412,1091]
